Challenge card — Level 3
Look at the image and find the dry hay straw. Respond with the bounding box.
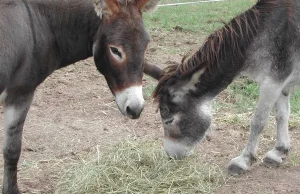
[57,140,226,193]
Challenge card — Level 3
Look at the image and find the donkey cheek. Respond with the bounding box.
[164,127,182,140]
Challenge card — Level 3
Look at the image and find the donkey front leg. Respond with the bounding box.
[228,80,283,175]
[264,89,291,167]
[2,92,34,194]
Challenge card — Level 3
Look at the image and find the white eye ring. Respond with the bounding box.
[109,45,126,63]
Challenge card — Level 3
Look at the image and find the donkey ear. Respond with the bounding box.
[93,0,120,19]
[137,0,160,12]
[168,68,206,103]
[143,60,163,80]
[182,68,206,91]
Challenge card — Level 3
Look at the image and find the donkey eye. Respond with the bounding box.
[164,118,174,125]
[110,46,122,59]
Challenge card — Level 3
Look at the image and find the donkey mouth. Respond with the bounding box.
[164,138,195,160]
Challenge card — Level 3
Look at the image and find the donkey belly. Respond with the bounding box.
[242,51,300,89]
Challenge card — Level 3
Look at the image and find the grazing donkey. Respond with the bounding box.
[0,0,160,193]
[151,0,300,175]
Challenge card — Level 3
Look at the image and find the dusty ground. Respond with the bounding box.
[0,30,300,194]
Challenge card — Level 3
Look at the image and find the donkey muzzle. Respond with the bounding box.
[164,138,194,159]
[115,86,145,119]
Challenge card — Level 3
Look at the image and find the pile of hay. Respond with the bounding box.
[57,140,225,193]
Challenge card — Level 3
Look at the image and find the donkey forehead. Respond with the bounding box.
[105,2,144,22]
[118,0,140,6]
[162,80,194,104]
[104,13,149,42]
[105,29,150,52]
[109,20,149,37]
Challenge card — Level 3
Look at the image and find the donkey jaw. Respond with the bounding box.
[115,85,145,119]
[164,138,194,159]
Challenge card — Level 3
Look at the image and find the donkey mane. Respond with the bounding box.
[153,0,292,100]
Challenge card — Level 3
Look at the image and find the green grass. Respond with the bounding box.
[291,151,300,166]
[214,79,300,126]
[226,79,259,113]
[144,0,256,33]
[143,76,160,100]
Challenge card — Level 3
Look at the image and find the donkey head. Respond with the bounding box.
[152,63,212,159]
[92,0,160,119]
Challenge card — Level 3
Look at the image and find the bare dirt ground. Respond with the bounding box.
[0,30,300,194]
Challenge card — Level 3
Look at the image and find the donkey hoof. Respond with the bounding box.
[263,148,285,168]
[228,163,247,175]
[227,156,250,175]
[263,156,281,168]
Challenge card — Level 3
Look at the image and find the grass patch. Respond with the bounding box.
[143,76,158,100]
[226,78,259,113]
[291,151,300,167]
[57,141,225,194]
[213,78,300,128]
[144,0,256,33]
[290,88,300,114]
[212,78,260,126]
[216,78,300,116]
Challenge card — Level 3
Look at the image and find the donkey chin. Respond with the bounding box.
[115,85,145,119]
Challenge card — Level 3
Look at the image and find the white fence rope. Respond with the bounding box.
[158,0,225,7]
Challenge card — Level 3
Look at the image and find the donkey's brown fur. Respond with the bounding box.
[0,0,161,193]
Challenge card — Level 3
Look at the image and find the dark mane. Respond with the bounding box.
[153,0,291,100]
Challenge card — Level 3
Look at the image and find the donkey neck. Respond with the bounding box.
[29,0,101,67]
[193,33,258,98]
[193,55,243,99]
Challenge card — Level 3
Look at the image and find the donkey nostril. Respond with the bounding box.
[126,106,142,119]
[126,106,134,116]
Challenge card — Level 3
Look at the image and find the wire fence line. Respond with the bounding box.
[158,0,225,7]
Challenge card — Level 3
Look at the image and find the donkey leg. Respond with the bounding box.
[264,89,290,167]
[2,92,34,194]
[228,80,283,175]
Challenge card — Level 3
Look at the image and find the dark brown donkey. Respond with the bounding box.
[0,0,160,193]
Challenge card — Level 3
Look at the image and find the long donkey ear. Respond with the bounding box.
[176,67,206,94]
[93,0,120,19]
[137,0,160,12]
[143,60,163,80]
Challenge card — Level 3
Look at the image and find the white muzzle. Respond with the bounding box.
[115,86,145,119]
